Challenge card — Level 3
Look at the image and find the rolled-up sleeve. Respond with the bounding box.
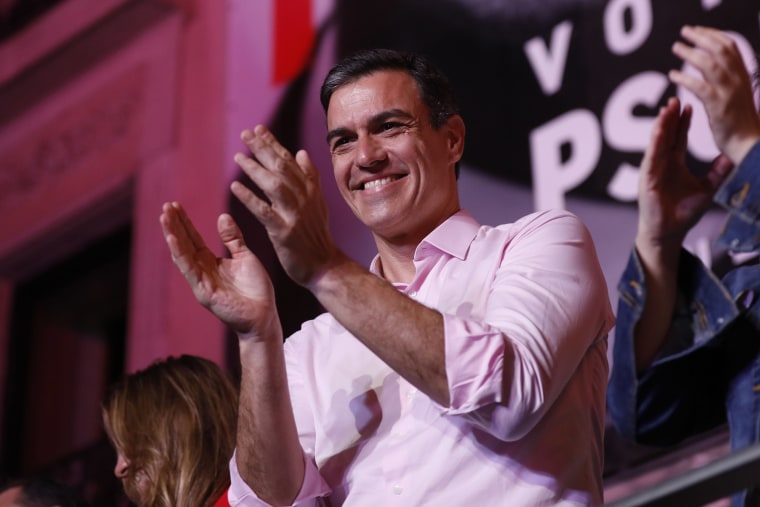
[441,210,613,441]
[228,449,328,507]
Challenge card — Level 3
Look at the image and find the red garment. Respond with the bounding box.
[213,489,230,507]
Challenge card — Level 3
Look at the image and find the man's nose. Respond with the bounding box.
[357,135,387,168]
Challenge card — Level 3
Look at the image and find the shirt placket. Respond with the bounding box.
[382,377,418,502]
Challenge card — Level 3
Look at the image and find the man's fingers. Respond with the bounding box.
[241,125,300,177]
[239,126,309,195]
[172,202,210,253]
[158,215,201,286]
[159,202,216,286]
[234,126,314,210]
[159,201,177,242]
[217,213,250,257]
[160,202,198,258]
[295,149,321,192]
[230,180,283,229]
[163,233,202,287]
[234,152,271,190]
[294,149,313,176]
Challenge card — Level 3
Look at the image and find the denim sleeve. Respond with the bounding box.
[607,248,736,446]
[607,249,646,441]
[714,140,760,252]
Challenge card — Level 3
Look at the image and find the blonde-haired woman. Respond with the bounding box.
[102,355,238,507]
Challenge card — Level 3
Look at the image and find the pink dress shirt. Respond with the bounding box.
[229,209,614,506]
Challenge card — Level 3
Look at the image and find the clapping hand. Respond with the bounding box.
[160,202,281,342]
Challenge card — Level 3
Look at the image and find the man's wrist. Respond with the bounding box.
[235,307,283,344]
[305,251,357,299]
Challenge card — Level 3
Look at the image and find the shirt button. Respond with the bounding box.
[408,290,417,297]
[392,484,403,495]
[407,388,417,399]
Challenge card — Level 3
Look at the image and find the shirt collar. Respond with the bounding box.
[368,209,480,275]
[418,209,480,260]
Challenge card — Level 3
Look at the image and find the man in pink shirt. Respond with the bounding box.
[160,49,614,506]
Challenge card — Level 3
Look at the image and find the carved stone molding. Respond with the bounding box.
[0,65,145,211]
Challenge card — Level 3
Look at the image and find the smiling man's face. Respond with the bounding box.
[326,70,463,245]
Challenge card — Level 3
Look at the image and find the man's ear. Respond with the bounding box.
[445,115,465,163]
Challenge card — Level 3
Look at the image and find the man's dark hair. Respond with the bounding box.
[320,48,460,130]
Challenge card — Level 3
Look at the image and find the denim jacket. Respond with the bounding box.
[608,141,760,507]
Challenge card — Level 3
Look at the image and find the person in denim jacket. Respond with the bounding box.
[607,25,760,506]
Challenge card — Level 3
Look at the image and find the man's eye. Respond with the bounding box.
[331,137,351,152]
[381,122,400,131]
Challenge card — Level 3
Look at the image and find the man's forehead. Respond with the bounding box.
[326,70,423,124]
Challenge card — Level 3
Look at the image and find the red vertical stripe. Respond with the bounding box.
[273,0,315,84]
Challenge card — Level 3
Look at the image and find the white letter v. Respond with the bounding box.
[523,20,573,96]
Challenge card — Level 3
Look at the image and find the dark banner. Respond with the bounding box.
[326,0,759,210]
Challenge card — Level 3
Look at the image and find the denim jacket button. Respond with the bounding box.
[730,182,750,207]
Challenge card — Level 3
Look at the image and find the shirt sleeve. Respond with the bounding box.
[607,247,737,446]
[227,328,332,507]
[227,449,328,507]
[714,140,760,252]
[440,210,614,441]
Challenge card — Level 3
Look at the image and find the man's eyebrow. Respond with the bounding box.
[372,109,414,124]
[325,109,415,145]
[326,127,351,145]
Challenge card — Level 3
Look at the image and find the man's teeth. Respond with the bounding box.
[363,177,396,190]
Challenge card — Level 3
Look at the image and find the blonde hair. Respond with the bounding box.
[102,355,238,507]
